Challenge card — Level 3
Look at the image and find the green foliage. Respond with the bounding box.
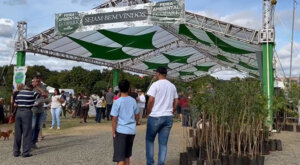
[0,65,155,103]
[190,78,268,159]
[287,81,300,105]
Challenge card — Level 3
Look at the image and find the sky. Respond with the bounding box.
[0,0,299,80]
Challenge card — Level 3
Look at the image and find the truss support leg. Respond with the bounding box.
[113,69,119,92]
[16,51,26,66]
[262,43,274,130]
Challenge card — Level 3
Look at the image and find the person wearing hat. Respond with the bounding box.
[145,66,179,165]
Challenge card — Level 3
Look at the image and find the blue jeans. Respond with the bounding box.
[51,107,62,128]
[146,116,173,165]
[41,109,47,123]
[95,108,102,123]
[32,112,43,146]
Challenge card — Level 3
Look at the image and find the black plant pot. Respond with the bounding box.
[196,159,204,165]
[180,152,188,165]
[206,160,214,165]
[256,155,265,165]
[214,159,222,165]
[198,147,206,160]
[269,140,276,151]
[229,155,236,165]
[284,124,294,131]
[234,157,242,165]
[187,148,198,165]
[221,154,229,165]
[275,139,283,151]
[247,157,257,165]
[263,141,270,155]
[296,125,300,132]
[241,155,248,165]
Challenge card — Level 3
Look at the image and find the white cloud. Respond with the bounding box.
[3,0,27,6]
[0,18,15,38]
[24,53,104,71]
[211,70,246,80]
[192,10,261,30]
[71,0,101,6]
[276,10,300,32]
[275,42,300,77]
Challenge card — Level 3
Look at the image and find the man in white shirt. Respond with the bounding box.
[146,66,178,165]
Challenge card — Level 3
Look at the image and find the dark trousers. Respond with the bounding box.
[13,108,33,156]
[106,104,112,120]
[62,106,66,118]
[32,112,43,146]
[101,107,106,119]
[81,107,89,123]
[95,108,102,123]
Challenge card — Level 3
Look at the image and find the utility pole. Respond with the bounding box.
[289,0,296,88]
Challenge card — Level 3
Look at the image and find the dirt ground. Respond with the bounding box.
[0,117,300,165]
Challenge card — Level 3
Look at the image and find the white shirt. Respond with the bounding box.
[51,95,62,109]
[137,94,146,109]
[147,79,178,117]
[96,96,105,108]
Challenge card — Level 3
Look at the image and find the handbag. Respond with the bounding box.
[8,115,15,124]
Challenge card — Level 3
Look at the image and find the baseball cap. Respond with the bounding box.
[156,66,167,75]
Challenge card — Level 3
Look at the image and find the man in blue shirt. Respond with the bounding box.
[111,80,140,165]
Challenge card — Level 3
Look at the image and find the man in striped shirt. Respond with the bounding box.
[13,82,40,158]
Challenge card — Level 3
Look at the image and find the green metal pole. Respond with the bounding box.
[263,43,274,129]
[16,51,26,66]
[113,69,119,92]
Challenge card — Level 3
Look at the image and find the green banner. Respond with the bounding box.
[55,0,185,35]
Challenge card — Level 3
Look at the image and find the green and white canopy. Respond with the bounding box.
[25,1,262,82]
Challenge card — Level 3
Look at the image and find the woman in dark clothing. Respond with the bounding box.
[76,93,82,117]
[0,98,5,124]
[80,93,90,123]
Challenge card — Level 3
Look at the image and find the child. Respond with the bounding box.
[110,80,140,165]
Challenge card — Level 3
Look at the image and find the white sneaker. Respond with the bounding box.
[49,127,53,130]
[57,127,60,130]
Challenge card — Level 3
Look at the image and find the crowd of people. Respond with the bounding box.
[6,66,188,165]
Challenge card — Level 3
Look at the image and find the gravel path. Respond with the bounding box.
[1,122,300,165]
[265,131,300,165]
[0,121,183,165]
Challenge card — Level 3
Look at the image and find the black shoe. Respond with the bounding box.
[22,154,32,158]
[13,153,20,157]
[31,144,38,149]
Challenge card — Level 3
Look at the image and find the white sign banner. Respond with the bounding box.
[55,0,185,35]
[13,66,28,90]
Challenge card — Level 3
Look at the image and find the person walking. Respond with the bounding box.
[95,92,105,123]
[13,82,40,157]
[80,93,90,123]
[146,67,178,165]
[61,90,67,118]
[50,89,64,130]
[105,88,115,121]
[137,90,146,125]
[69,94,78,118]
[31,75,48,149]
[111,80,140,165]
[0,98,5,124]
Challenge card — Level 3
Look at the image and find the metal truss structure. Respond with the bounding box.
[17,0,262,82]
